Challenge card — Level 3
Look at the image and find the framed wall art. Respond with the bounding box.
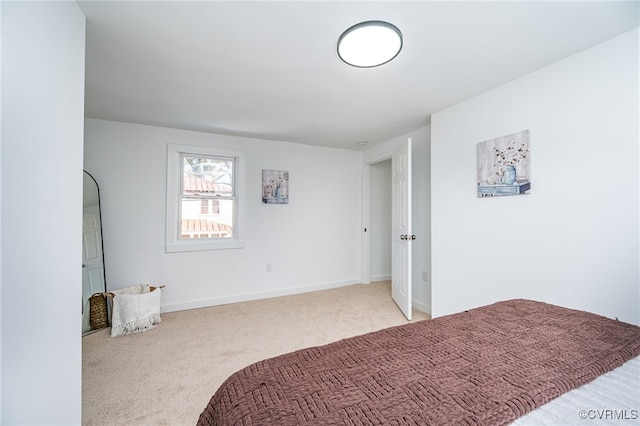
[477,130,531,197]
[262,169,289,204]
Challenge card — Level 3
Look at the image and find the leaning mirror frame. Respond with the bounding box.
[82,170,108,335]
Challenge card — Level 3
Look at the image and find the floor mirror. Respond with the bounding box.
[82,171,107,334]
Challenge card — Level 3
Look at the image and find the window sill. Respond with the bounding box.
[166,240,245,253]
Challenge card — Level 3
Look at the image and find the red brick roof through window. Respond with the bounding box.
[181,219,232,236]
[183,174,231,195]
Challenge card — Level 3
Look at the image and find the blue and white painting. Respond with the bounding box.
[262,169,289,204]
[477,130,531,197]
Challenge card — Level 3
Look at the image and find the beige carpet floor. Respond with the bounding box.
[82,281,430,426]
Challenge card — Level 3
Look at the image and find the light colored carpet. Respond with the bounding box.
[82,281,430,425]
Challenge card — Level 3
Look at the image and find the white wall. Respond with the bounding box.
[1,2,85,424]
[364,125,431,314]
[0,3,4,419]
[84,119,363,312]
[371,160,391,281]
[431,29,639,325]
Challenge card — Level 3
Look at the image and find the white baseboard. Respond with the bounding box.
[371,274,391,282]
[412,299,431,316]
[160,279,361,313]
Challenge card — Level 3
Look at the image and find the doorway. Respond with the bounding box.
[362,138,414,320]
[362,133,432,318]
[370,159,392,283]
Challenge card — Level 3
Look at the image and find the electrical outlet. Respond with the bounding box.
[266,263,272,272]
[422,271,428,282]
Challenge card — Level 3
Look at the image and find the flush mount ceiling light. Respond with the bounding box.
[337,21,403,68]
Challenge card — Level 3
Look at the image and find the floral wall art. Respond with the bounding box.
[262,169,289,204]
[477,130,531,197]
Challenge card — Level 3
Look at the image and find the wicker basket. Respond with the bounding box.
[89,293,110,330]
[109,285,164,337]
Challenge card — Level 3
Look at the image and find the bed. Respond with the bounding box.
[197,299,640,425]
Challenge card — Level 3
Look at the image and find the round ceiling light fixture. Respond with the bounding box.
[337,20,403,68]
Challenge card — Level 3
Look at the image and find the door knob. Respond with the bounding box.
[410,235,416,240]
[400,234,407,240]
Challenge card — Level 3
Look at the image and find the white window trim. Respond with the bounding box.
[166,144,245,252]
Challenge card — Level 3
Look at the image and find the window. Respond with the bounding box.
[180,155,234,239]
[200,199,220,215]
[166,144,245,252]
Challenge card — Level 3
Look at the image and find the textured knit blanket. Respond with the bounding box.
[197,299,640,425]
[110,285,161,337]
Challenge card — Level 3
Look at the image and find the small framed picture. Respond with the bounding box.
[477,130,531,197]
[262,169,289,204]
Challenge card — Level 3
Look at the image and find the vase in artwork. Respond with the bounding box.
[502,165,517,184]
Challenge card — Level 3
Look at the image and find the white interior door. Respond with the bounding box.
[391,138,412,320]
[82,210,105,308]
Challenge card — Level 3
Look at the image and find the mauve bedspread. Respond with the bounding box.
[197,299,640,425]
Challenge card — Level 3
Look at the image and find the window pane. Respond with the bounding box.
[180,197,234,239]
[183,156,233,196]
[199,199,221,215]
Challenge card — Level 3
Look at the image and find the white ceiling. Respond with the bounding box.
[79,1,639,150]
